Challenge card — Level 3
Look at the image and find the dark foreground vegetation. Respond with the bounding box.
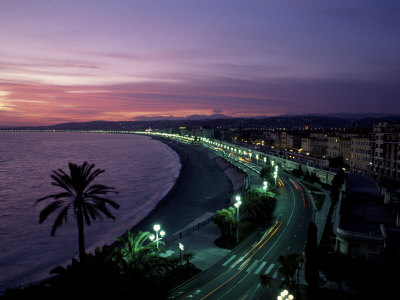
[1,231,200,299]
[1,161,199,299]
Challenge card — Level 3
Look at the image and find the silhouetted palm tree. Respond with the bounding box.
[36,161,119,264]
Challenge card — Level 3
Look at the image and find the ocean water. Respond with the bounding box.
[0,131,181,292]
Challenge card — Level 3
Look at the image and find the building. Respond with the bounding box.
[372,122,400,181]
[340,138,352,167]
[350,137,372,175]
[310,137,327,158]
[301,137,311,154]
[333,175,394,260]
[327,136,340,158]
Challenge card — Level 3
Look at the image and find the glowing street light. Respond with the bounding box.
[149,224,165,250]
[263,181,268,193]
[263,157,267,163]
[234,195,242,243]
[271,160,275,167]
[277,289,294,300]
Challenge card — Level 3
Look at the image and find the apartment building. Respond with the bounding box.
[350,137,372,174]
[301,137,311,154]
[372,122,400,180]
[340,138,352,167]
[327,136,340,158]
[310,137,327,158]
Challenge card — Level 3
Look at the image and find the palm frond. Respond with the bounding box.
[51,205,70,236]
[39,200,64,224]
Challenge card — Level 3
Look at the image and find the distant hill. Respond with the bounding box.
[134,114,233,121]
[307,113,400,119]
[2,114,399,131]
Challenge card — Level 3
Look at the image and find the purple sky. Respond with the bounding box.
[1,0,399,126]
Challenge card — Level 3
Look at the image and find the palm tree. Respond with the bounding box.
[115,230,160,264]
[36,161,119,264]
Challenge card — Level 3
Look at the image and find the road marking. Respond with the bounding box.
[287,245,291,250]
[254,261,267,275]
[230,256,244,268]
[246,260,259,273]
[272,270,278,279]
[264,263,275,275]
[238,258,250,270]
[222,255,236,267]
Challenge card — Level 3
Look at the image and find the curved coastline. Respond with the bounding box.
[127,136,235,237]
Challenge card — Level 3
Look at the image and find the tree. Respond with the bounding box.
[242,190,262,220]
[260,164,274,185]
[304,222,319,288]
[36,161,119,265]
[214,207,236,237]
[115,230,160,264]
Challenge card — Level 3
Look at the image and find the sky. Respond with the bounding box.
[1,0,400,126]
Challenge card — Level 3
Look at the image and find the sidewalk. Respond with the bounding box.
[162,220,230,270]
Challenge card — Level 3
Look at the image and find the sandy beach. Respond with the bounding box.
[129,137,235,237]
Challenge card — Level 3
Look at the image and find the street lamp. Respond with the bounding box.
[271,160,275,167]
[234,196,242,244]
[277,289,294,300]
[263,181,268,193]
[149,224,165,250]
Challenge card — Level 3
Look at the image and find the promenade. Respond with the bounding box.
[159,139,331,277]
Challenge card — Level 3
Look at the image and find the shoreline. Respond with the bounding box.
[127,136,235,238]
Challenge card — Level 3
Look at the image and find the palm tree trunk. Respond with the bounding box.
[77,206,86,265]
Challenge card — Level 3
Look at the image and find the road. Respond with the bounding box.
[169,172,313,300]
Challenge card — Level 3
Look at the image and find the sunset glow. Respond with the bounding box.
[1,0,400,126]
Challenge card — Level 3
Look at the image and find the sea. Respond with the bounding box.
[0,131,181,293]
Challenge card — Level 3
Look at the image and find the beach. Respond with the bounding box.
[128,137,237,238]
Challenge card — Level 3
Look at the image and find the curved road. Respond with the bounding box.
[169,172,313,300]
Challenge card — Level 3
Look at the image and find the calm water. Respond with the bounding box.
[0,132,181,292]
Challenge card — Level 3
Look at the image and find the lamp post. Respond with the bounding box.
[277,289,294,300]
[263,181,268,194]
[179,242,184,265]
[234,196,242,244]
[149,224,165,250]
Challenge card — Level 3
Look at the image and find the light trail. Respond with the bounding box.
[199,222,282,300]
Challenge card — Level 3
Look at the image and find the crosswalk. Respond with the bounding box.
[220,255,284,280]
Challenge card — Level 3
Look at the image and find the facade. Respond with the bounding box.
[310,137,327,158]
[372,122,400,181]
[340,138,352,167]
[327,136,340,158]
[301,137,311,154]
[350,137,372,174]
